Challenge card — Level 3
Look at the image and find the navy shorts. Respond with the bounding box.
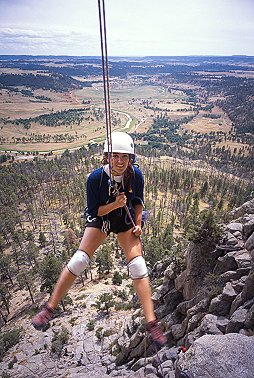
[86,214,133,235]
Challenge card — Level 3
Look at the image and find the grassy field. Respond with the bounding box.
[0,81,190,152]
[0,74,243,154]
[182,106,232,133]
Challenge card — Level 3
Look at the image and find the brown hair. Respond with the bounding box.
[102,153,134,192]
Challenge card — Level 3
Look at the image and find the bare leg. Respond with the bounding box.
[132,277,156,323]
[48,267,76,309]
[117,229,156,323]
[48,227,107,310]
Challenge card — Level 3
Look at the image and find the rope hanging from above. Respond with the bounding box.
[97,0,136,229]
[97,0,113,183]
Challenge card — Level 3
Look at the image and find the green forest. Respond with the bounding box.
[1,145,253,325]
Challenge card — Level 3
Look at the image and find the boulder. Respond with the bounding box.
[163,289,183,312]
[242,215,254,240]
[245,304,254,329]
[220,269,247,281]
[213,254,238,274]
[156,347,179,366]
[226,307,248,333]
[224,231,241,246]
[214,250,251,274]
[171,322,187,341]
[209,294,232,316]
[186,298,210,319]
[186,313,205,333]
[136,364,157,376]
[198,314,228,335]
[176,294,203,316]
[152,283,174,303]
[230,272,254,314]
[226,222,243,233]
[221,282,237,301]
[176,333,254,378]
[229,198,254,218]
[245,232,254,252]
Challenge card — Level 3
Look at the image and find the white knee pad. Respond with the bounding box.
[128,255,148,280]
[67,250,90,276]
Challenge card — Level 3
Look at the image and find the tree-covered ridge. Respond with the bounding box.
[0,145,253,368]
[1,56,253,137]
[0,148,252,277]
[134,115,254,180]
[166,73,254,135]
[1,55,254,76]
[0,73,92,92]
[11,107,91,129]
[0,55,253,178]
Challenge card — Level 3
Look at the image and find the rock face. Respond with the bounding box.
[109,198,254,377]
[175,241,217,300]
[175,334,254,378]
[2,199,254,378]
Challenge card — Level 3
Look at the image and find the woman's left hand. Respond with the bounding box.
[132,225,142,237]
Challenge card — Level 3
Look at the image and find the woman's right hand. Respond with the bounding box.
[114,192,127,208]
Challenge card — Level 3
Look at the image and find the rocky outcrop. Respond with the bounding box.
[175,241,218,300]
[2,199,254,378]
[108,199,254,377]
[229,198,254,218]
[175,333,254,378]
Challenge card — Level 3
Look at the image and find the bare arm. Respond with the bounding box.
[134,204,143,227]
[132,204,143,237]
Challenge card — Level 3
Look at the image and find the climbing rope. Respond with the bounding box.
[98,0,138,228]
[153,341,165,378]
[144,333,147,377]
[98,0,113,183]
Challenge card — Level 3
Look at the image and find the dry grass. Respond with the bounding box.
[214,141,249,155]
[0,76,239,152]
[182,106,232,133]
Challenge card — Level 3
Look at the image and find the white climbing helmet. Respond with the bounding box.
[104,131,134,154]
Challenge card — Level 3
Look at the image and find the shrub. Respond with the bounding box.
[202,273,225,298]
[103,328,115,337]
[112,271,122,286]
[95,327,104,341]
[69,317,78,326]
[114,289,128,301]
[95,293,115,315]
[86,319,95,331]
[51,327,69,356]
[122,272,128,280]
[115,302,132,311]
[185,209,223,244]
[8,360,14,369]
[76,293,87,300]
[0,328,22,362]
[63,295,73,306]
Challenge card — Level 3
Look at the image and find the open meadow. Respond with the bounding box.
[0,56,253,173]
[0,78,229,152]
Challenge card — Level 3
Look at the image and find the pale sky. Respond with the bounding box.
[0,0,253,56]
